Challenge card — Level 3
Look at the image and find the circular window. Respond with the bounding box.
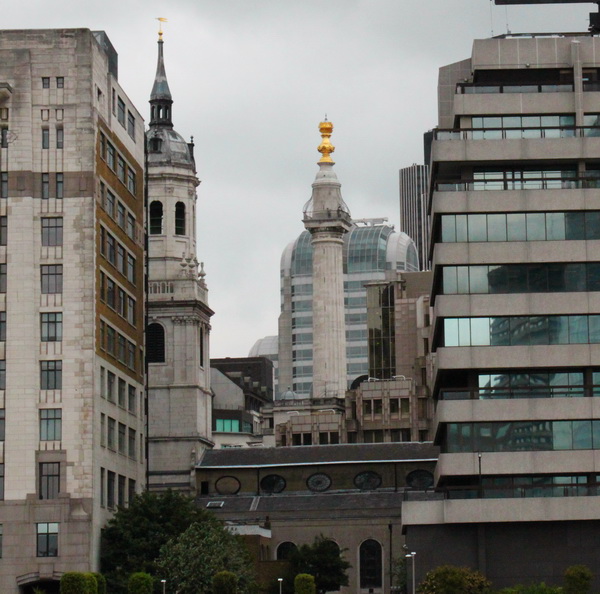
[354,471,382,491]
[406,469,434,490]
[215,476,241,495]
[260,474,286,494]
[306,473,332,492]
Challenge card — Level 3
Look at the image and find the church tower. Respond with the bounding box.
[303,121,352,398]
[146,30,213,493]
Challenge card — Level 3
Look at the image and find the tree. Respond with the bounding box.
[127,573,153,594]
[60,572,97,594]
[496,585,561,594]
[417,565,491,594]
[563,564,593,594]
[213,570,238,594]
[294,574,316,594]
[289,535,350,594]
[156,517,256,594]
[101,491,210,593]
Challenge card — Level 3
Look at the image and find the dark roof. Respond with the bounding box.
[198,442,438,469]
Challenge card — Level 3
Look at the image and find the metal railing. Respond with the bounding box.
[434,176,600,192]
[434,126,600,141]
[438,386,598,401]
[456,82,574,94]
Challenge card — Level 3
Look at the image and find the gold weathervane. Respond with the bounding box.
[156,17,168,40]
[317,118,335,164]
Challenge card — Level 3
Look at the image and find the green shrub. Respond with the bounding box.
[294,574,316,594]
[496,584,561,594]
[564,564,593,594]
[417,565,491,594]
[92,572,107,594]
[60,572,97,594]
[213,570,238,594]
[127,572,154,594]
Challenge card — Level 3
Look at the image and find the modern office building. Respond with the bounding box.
[278,222,419,398]
[146,32,214,493]
[403,32,600,589]
[0,29,146,592]
[399,163,430,270]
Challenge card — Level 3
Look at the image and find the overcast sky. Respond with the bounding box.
[4,1,594,356]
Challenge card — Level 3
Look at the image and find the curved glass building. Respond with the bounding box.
[277,220,419,397]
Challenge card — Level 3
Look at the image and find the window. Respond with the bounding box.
[117,156,126,183]
[149,201,163,234]
[100,414,105,446]
[39,462,60,499]
[360,540,383,589]
[37,522,58,557]
[117,244,125,275]
[56,173,63,199]
[41,218,63,246]
[42,77,50,89]
[107,142,115,170]
[0,410,4,440]
[41,313,62,342]
[127,214,135,239]
[1,172,7,198]
[118,474,125,507]
[118,378,126,408]
[107,371,115,402]
[105,277,116,308]
[41,265,63,294]
[40,360,62,390]
[107,417,116,450]
[0,128,7,148]
[118,335,126,363]
[147,323,165,363]
[105,190,115,217]
[0,217,5,247]
[107,471,115,508]
[127,297,135,325]
[128,428,136,459]
[127,168,136,194]
[56,76,64,88]
[117,97,126,126]
[106,233,116,265]
[41,173,49,199]
[42,128,49,149]
[118,423,126,454]
[128,384,136,412]
[0,265,5,294]
[117,288,126,317]
[175,202,186,235]
[127,254,135,284]
[277,542,298,561]
[40,408,62,441]
[0,361,5,390]
[100,467,105,506]
[127,111,135,139]
[216,419,240,432]
[56,128,63,149]
[128,479,136,504]
[117,202,126,228]
[127,341,136,369]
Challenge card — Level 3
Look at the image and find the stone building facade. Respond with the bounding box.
[0,29,146,592]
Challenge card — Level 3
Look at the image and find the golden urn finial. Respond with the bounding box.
[156,17,168,40]
[317,119,335,163]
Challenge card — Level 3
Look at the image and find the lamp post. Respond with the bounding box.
[161,579,166,594]
[278,577,283,594]
[405,552,416,594]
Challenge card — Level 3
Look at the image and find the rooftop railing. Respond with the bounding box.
[438,385,600,401]
[434,176,600,192]
[434,126,600,141]
[456,82,574,94]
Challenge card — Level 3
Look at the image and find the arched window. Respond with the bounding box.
[146,323,165,363]
[360,539,382,589]
[175,202,186,235]
[149,201,163,235]
[276,541,297,561]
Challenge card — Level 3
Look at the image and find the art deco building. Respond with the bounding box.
[0,29,146,592]
[146,33,214,493]
[403,32,600,589]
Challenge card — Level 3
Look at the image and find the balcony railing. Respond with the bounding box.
[434,176,600,192]
[438,386,600,401]
[434,126,600,141]
[456,82,574,94]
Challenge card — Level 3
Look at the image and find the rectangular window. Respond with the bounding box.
[127,168,136,194]
[118,474,126,507]
[56,173,63,199]
[117,97,126,126]
[0,218,5,247]
[127,111,135,139]
[118,335,127,363]
[0,361,5,390]
[56,77,64,88]
[128,384,136,412]
[0,313,4,343]
[0,465,4,500]
[100,413,106,447]
[40,360,62,390]
[0,264,6,293]
[127,214,135,239]
[117,244,126,275]
[128,428,136,459]
[106,233,116,265]
[56,128,63,149]
[41,265,63,294]
[128,479,136,504]
[107,371,115,402]
[100,468,105,507]
[107,417,116,450]
[107,143,116,170]
[39,462,60,499]
[118,423,126,454]
[41,173,49,199]
[117,156,126,183]
[41,218,63,246]
[0,128,7,148]
[42,128,49,149]
[127,297,135,325]
[118,378,126,408]
[40,408,62,441]
[1,172,7,198]
[106,326,116,355]
[106,277,116,309]
[117,288,126,317]
[127,254,135,284]
[127,341,136,369]
[0,410,4,440]
[42,77,50,89]
[41,313,62,342]
[37,522,58,557]
[117,202,126,228]
[107,471,115,508]
[105,190,115,217]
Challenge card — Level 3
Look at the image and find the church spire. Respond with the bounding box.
[149,27,173,128]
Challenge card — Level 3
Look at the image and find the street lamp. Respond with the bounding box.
[405,552,416,594]
[161,579,166,594]
[278,577,283,594]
